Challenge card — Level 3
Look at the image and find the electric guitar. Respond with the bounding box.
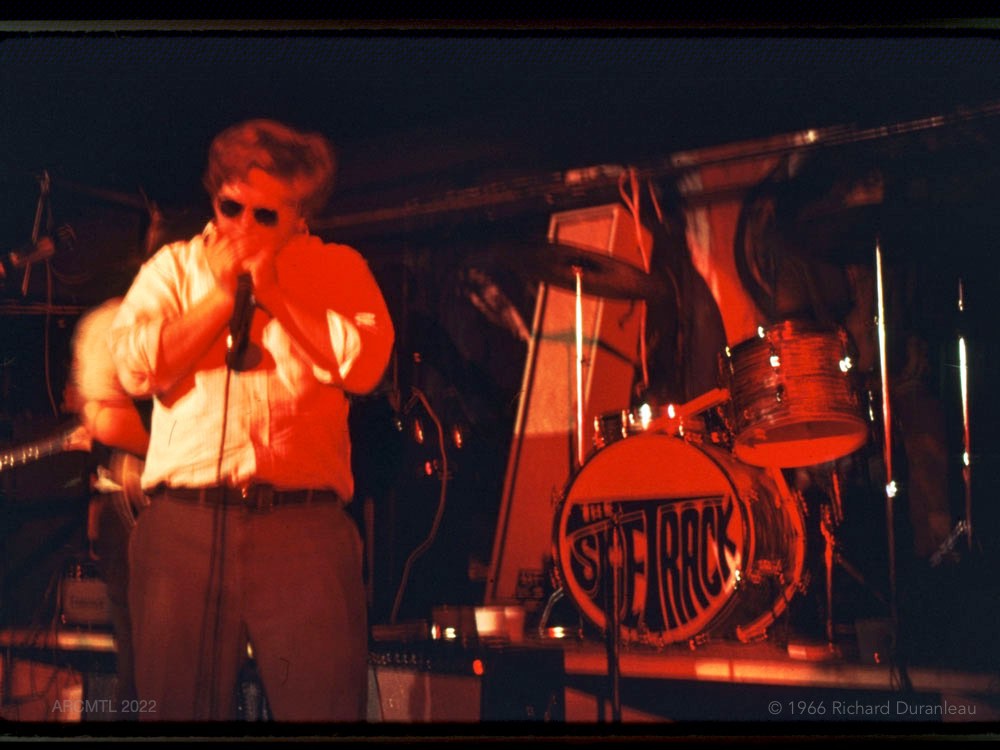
[97,448,149,530]
[1,421,149,527]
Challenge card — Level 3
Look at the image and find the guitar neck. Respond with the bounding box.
[0,423,92,472]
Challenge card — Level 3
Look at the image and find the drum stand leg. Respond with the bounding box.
[821,502,888,651]
[822,505,835,646]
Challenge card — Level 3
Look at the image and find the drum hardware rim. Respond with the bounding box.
[734,414,869,431]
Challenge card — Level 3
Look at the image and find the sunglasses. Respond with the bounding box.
[216,198,280,227]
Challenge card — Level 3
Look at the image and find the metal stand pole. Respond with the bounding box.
[875,240,900,642]
[821,505,835,646]
[603,508,622,723]
[574,265,586,470]
[957,279,974,551]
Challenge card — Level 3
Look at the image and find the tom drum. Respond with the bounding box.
[721,320,868,468]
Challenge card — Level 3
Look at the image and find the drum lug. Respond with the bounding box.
[688,632,711,650]
[796,570,812,594]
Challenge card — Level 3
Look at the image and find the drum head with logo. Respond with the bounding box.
[553,432,805,646]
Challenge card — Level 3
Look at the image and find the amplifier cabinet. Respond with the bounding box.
[368,641,564,722]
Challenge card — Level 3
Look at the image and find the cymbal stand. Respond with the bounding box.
[875,240,900,643]
[957,279,973,551]
[927,279,973,567]
[573,265,586,470]
[21,170,51,297]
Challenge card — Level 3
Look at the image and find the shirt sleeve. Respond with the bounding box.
[70,298,129,404]
[293,239,395,395]
[108,242,188,397]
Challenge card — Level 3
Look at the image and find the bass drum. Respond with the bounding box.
[552,432,806,646]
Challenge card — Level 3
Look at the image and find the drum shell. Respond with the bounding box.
[593,404,708,451]
[552,432,805,646]
[721,320,868,468]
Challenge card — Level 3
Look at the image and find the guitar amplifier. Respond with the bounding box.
[59,560,112,627]
[368,640,565,722]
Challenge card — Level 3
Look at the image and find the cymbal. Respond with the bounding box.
[517,242,669,300]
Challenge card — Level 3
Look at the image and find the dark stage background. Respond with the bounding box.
[2,28,1000,679]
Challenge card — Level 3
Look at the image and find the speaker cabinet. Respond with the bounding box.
[486,203,645,609]
[368,643,564,722]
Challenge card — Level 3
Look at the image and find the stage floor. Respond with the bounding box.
[2,623,997,729]
[366,619,1000,726]
[555,635,1000,723]
[5,548,1000,728]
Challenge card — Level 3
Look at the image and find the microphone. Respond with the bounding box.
[226,273,261,371]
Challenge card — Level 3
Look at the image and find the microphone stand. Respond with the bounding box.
[875,240,904,676]
[603,504,623,723]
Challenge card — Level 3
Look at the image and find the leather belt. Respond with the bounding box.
[153,484,342,512]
